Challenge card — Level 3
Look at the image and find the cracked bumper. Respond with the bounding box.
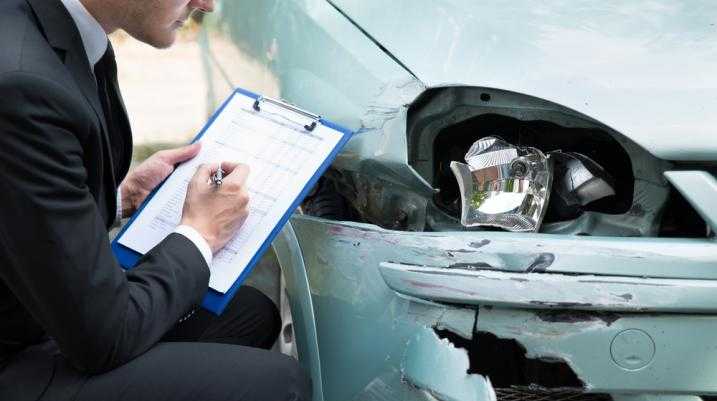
[280,215,717,400]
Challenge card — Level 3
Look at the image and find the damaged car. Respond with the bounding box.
[198,1,717,400]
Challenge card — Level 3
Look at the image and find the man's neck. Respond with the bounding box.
[79,0,118,34]
[60,0,110,67]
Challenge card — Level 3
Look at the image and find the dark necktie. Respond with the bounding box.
[94,43,126,176]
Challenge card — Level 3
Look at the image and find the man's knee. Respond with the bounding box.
[241,286,280,324]
[272,353,312,401]
[237,285,281,348]
[233,349,311,401]
[200,285,281,348]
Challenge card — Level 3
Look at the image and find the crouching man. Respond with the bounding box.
[0,1,310,400]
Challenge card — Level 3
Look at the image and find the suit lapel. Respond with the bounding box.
[25,0,108,136]
[26,0,120,223]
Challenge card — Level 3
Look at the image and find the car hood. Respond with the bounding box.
[329,0,717,161]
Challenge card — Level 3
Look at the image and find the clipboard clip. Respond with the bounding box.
[252,96,320,132]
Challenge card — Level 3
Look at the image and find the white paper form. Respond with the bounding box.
[118,93,343,293]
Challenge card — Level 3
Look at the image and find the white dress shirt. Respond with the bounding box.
[59,0,213,267]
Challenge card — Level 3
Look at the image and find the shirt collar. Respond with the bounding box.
[59,0,108,69]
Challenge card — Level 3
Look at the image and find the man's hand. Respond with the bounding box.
[120,143,201,218]
[181,162,250,253]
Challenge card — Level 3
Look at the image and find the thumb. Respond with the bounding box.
[160,143,201,165]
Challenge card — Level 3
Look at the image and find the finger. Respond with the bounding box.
[224,163,250,186]
[237,188,250,207]
[160,143,202,165]
[193,163,216,182]
[218,161,241,175]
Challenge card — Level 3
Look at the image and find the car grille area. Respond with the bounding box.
[495,387,612,401]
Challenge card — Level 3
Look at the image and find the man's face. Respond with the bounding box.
[120,0,214,48]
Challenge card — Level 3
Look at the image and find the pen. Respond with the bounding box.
[211,167,225,186]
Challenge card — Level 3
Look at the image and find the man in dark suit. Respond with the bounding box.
[0,0,311,400]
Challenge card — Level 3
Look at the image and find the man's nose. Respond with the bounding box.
[190,0,215,13]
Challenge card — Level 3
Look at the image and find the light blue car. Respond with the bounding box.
[198,2,717,400]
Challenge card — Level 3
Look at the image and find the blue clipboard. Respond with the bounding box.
[111,87,353,315]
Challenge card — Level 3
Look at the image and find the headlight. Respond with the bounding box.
[450,137,618,232]
[450,137,552,232]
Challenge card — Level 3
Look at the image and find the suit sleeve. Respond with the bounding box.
[0,71,210,374]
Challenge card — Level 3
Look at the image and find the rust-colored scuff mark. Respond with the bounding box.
[327,224,373,235]
[403,279,481,297]
[406,269,501,280]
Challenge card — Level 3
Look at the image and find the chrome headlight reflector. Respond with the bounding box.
[450,137,552,232]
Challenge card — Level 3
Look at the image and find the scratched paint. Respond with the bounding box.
[380,263,717,313]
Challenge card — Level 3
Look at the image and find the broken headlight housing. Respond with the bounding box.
[450,137,552,232]
[450,137,617,232]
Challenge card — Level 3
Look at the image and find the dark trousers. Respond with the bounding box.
[3,286,311,401]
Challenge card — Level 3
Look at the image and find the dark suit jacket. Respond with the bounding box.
[0,0,209,399]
